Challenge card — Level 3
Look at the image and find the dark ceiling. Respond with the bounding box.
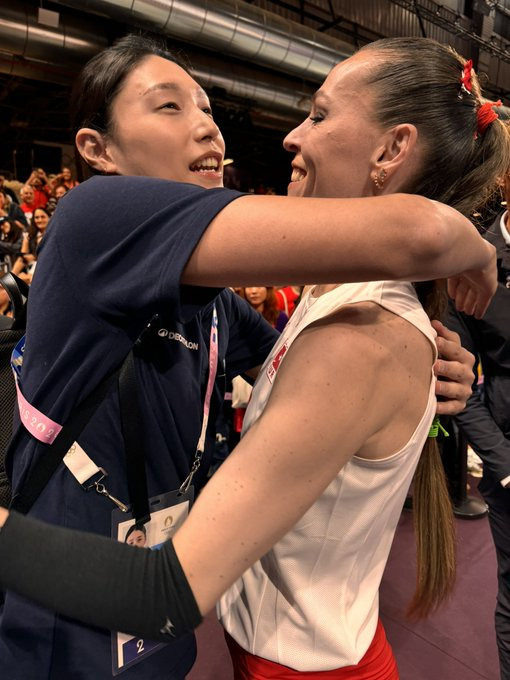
[2,0,510,192]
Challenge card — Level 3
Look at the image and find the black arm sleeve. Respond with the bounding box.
[0,512,202,641]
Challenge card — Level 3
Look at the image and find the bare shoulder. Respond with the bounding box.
[293,300,430,373]
[268,299,434,457]
[267,301,407,417]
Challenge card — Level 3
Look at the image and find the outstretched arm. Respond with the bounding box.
[0,303,430,636]
[183,194,496,318]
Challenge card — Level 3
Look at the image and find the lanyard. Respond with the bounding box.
[180,304,219,493]
[12,305,219,501]
[11,336,62,444]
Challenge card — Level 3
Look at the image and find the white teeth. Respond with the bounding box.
[291,168,306,182]
[190,156,219,171]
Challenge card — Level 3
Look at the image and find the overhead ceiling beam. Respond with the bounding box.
[53,0,354,82]
[388,0,510,63]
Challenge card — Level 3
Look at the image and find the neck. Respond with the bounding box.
[311,283,341,297]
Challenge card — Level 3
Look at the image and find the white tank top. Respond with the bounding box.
[218,281,438,671]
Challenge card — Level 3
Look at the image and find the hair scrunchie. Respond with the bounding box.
[476,100,502,138]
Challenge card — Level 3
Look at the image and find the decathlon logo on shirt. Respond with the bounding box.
[157,329,199,351]
[266,343,289,383]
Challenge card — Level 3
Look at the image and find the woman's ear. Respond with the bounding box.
[75,128,117,174]
[370,124,419,191]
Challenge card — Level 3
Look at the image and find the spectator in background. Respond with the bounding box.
[11,206,50,283]
[239,286,288,332]
[0,175,19,204]
[231,286,290,440]
[46,184,68,215]
[45,197,58,216]
[0,217,23,274]
[447,170,510,680]
[0,189,27,231]
[275,285,302,317]
[58,166,79,190]
[27,206,50,253]
[19,185,39,221]
[54,184,68,200]
[26,169,50,209]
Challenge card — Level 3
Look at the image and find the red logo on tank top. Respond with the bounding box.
[266,343,288,383]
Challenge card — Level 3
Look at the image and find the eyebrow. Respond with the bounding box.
[312,90,330,105]
[142,82,209,100]
[142,82,181,96]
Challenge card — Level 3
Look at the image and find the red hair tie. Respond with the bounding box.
[476,100,502,138]
[460,59,473,95]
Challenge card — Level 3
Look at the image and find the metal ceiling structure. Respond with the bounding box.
[1,0,510,189]
[387,0,510,62]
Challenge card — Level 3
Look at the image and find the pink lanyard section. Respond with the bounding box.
[12,306,219,449]
[196,304,219,453]
[15,380,62,444]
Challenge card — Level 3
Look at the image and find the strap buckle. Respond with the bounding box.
[82,467,108,491]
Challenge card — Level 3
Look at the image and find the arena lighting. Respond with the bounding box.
[37,8,60,28]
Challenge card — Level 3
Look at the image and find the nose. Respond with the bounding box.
[283,119,305,153]
[195,109,222,143]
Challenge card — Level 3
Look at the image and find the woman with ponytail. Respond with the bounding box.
[0,37,507,680]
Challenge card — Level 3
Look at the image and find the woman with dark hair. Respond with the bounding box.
[0,215,23,274]
[24,206,50,253]
[58,166,79,190]
[124,523,147,548]
[11,207,51,282]
[0,34,501,680]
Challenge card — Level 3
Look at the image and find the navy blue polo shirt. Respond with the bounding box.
[1,176,278,680]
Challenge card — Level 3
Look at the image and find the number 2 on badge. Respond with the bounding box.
[136,639,145,654]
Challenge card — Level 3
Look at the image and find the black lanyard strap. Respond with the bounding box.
[118,350,150,525]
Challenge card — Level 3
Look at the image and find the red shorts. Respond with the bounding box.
[225,620,399,680]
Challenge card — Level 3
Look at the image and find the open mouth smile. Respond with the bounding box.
[189,155,223,175]
[290,165,307,182]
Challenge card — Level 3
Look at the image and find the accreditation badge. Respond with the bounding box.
[110,488,194,675]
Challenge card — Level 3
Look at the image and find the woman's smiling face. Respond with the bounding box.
[283,54,384,200]
[93,55,226,188]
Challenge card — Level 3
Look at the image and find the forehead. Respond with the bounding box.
[316,52,378,103]
[119,55,207,102]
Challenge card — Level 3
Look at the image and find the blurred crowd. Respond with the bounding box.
[212,284,302,473]
[0,166,79,313]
